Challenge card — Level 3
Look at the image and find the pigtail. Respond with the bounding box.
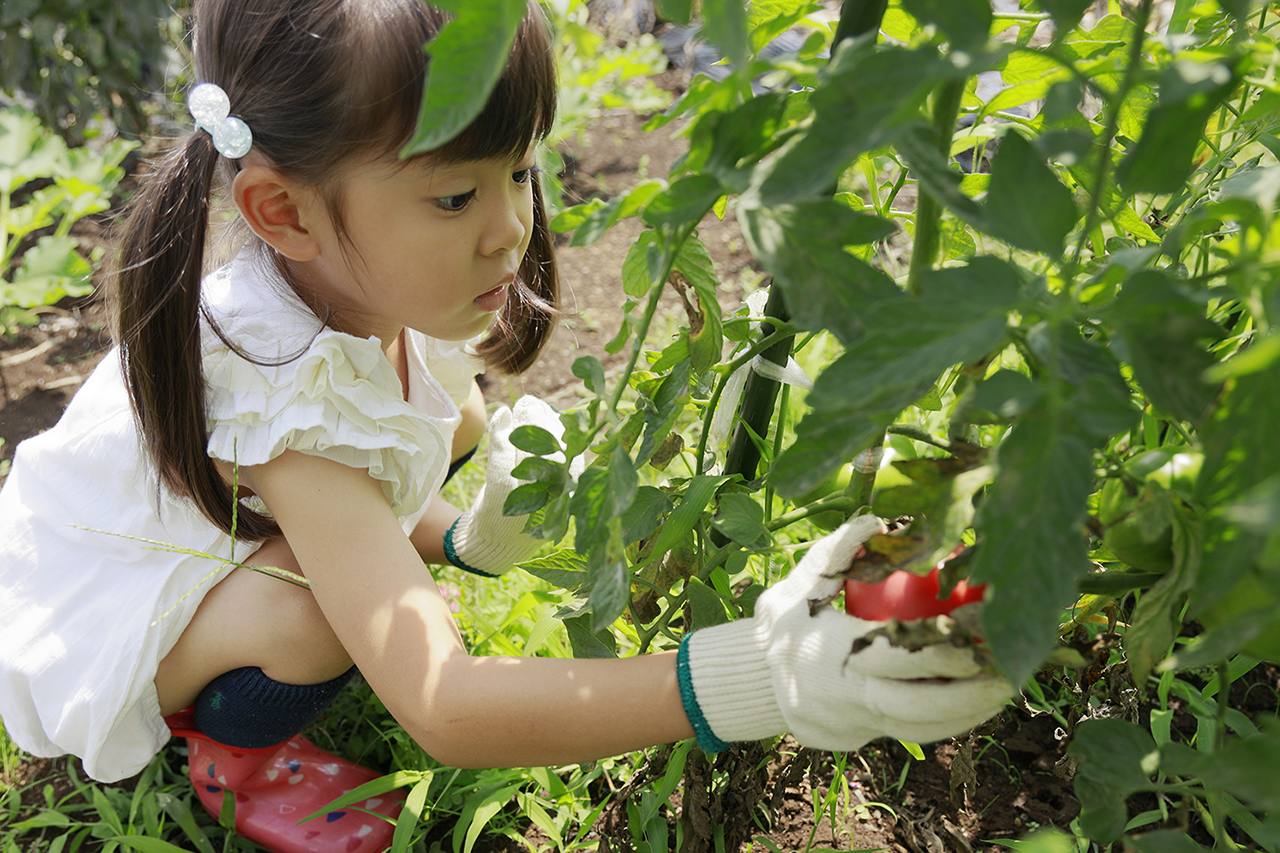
[111,132,279,542]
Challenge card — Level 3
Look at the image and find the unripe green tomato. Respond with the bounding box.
[1199,573,1280,663]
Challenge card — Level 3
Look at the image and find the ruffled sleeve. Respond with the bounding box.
[204,330,453,519]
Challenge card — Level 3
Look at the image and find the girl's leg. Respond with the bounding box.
[155,536,353,719]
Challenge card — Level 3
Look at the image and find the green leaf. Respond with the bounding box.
[520,548,590,593]
[982,132,1079,256]
[972,414,1094,685]
[109,840,192,853]
[965,369,1045,423]
[701,0,750,72]
[509,424,560,456]
[1194,357,1280,609]
[0,106,67,193]
[457,782,521,853]
[640,174,724,228]
[638,475,729,570]
[895,124,983,227]
[774,256,1018,497]
[1029,0,1093,36]
[1109,270,1223,423]
[654,0,693,25]
[1123,505,1201,683]
[9,234,91,306]
[1125,830,1212,853]
[504,480,553,517]
[1160,722,1280,811]
[1068,718,1160,843]
[556,180,664,246]
[710,492,769,547]
[587,532,630,631]
[670,237,724,377]
[621,486,674,545]
[562,612,618,657]
[403,0,526,155]
[685,92,790,193]
[636,359,691,466]
[739,200,899,345]
[686,577,731,629]
[572,356,606,396]
[758,43,953,204]
[1117,59,1240,195]
[621,229,665,299]
[900,0,991,50]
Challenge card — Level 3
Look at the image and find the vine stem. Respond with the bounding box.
[605,223,698,417]
[694,325,802,478]
[904,76,965,296]
[1062,0,1155,285]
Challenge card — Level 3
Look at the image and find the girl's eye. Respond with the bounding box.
[512,166,538,185]
[436,190,475,212]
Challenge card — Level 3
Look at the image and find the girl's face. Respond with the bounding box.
[300,149,537,348]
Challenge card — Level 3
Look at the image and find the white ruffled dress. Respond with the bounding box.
[0,253,481,782]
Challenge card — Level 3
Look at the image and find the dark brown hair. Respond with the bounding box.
[111,0,559,541]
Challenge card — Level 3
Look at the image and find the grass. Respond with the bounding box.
[0,445,663,853]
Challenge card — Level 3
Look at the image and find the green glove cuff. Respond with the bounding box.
[676,635,732,754]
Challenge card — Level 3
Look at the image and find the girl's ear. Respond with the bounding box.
[232,165,321,261]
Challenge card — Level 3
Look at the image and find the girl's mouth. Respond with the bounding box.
[475,284,509,312]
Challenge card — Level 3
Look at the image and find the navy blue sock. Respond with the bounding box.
[192,665,356,749]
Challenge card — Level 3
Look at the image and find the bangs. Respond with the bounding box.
[346,2,557,167]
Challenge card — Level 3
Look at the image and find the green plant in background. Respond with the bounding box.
[412,0,1280,849]
[0,106,135,340]
[0,0,183,143]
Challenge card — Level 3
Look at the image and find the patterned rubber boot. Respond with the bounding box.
[166,709,405,853]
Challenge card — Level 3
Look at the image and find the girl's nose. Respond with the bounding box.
[481,187,529,257]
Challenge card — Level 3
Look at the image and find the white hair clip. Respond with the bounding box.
[189,83,253,159]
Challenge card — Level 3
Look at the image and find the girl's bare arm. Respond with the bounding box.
[243,449,694,768]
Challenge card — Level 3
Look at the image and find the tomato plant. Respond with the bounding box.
[415,0,1280,849]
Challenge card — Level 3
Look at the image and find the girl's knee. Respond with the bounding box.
[246,548,353,684]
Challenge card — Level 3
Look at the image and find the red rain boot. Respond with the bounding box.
[166,709,405,853]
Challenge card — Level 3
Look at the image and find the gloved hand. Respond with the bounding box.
[677,514,1013,752]
[444,396,577,577]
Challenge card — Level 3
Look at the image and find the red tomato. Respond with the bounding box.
[844,557,986,622]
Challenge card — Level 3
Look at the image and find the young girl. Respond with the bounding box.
[0,1,1011,851]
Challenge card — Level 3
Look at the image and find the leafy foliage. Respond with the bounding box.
[420,0,1279,847]
[0,0,180,143]
[0,106,135,338]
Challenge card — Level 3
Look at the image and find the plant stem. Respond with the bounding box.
[605,223,697,417]
[1063,0,1154,284]
[722,284,793,482]
[905,77,965,296]
[694,325,799,477]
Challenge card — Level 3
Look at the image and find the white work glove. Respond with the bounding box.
[444,396,577,577]
[677,514,1013,752]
